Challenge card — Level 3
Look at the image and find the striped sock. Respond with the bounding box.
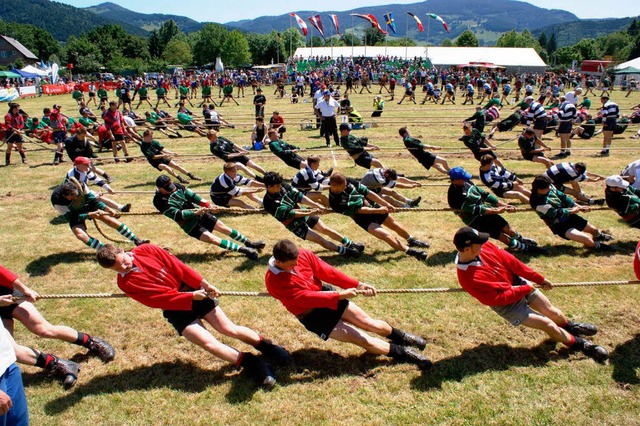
[338,246,346,254]
[509,238,526,251]
[219,240,240,251]
[117,223,137,241]
[86,237,104,250]
[341,237,352,246]
[229,229,247,243]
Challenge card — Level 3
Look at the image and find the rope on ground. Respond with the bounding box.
[16,280,640,301]
[92,219,129,243]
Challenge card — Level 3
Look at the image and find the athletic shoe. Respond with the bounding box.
[397,346,433,371]
[563,321,597,337]
[600,150,610,156]
[187,173,202,181]
[518,236,538,246]
[259,340,292,366]
[407,237,430,248]
[322,167,334,177]
[340,247,361,257]
[524,245,549,255]
[176,132,184,138]
[242,353,276,389]
[133,238,150,247]
[594,243,615,252]
[408,196,422,208]
[176,175,190,184]
[245,240,266,250]
[119,203,132,213]
[87,336,116,363]
[104,175,114,184]
[592,198,606,206]
[406,248,428,261]
[239,246,259,260]
[575,337,609,362]
[595,232,613,242]
[390,329,427,351]
[125,158,133,163]
[346,241,365,253]
[46,356,80,390]
[253,175,264,183]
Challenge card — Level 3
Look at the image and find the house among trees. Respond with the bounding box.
[0,35,39,66]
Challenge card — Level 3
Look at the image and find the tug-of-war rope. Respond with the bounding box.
[13,279,640,302]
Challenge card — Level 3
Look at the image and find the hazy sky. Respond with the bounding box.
[56,0,639,23]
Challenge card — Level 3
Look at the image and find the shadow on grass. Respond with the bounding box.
[38,361,267,413]
[610,333,640,387]
[411,341,561,391]
[49,215,68,225]
[318,249,405,266]
[426,250,456,267]
[123,181,157,189]
[25,251,96,277]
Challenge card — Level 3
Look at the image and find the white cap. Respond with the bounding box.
[606,175,629,189]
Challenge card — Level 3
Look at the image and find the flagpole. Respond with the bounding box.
[351,15,354,59]
[426,13,431,65]
[289,15,293,61]
[405,14,409,60]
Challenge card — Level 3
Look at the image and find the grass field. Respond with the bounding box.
[1,83,640,425]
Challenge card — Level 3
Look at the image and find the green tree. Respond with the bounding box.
[628,19,639,37]
[364,27,386,46]
[221,30,251,67]
[629,33,640,60]
[162,39,193,65]
[547,33,557,55]
[455,30,479,47]
[388,37,416,47]
[538,33,548,50]
[307,36,325,47]
[65,35,103,67]
[281,28,304,58]
[554,46,580,66]
[342,31,362,47]
[123,35,150,62]
[441,38,453,47]
[192,23,228,66]
[158,20,182,55]
[599,32,632,60]
[148,30,162,58]
[574,39,599,61]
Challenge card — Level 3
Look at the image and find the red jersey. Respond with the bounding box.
[102,109,124,135]
[97,125,110,142]
[265,249,358,316]
[456,241,544,307]
[116,244,203,311]
[4,112,24,131]
[0,266,18,290]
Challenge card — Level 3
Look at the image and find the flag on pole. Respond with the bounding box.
[290,12,309,36]
[328,14,340,35]
[351,13,388,35]
[406,12,424,32]
[383,12,397,36]
[308,15,326,41]
[428,13,450,33]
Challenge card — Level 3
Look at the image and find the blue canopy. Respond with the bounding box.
[10,68,38,78]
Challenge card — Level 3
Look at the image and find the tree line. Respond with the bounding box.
[1,18,639,73]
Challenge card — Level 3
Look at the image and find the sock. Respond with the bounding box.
[229,229,247,244]
[514,231,522,241]
[341,237,352,246]
[595,230,602,238]
[74,332,91,347]
[595,242,602,250]
[35,352,55,368]
[407,235,415,242]
[509,238,526,250]
[563,334,577,348]
[387,343,404,358]
[5,153,10,164]
[588,199,595,205]
[85,237,104,250]
[19,151,26,160]
[387,327,404,343]
[117,223,137,241]
[219,240,240,252]
[237,351,256,368]
[338,246,346,254]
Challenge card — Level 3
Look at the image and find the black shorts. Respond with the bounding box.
[557,121,572,134]
[68,215,87,230]
[282,155,304,169]
[163,295,219,335]
[473,150,497,162]
[0,286,18,320]
[89,92,96,97]
[139,96,148,101]
[100,97,108,102]
[579,131,593,140]
[290,215,320,240]
[182,125,196,132]
[550,214,588,239]
[233,155,250,165]
[353,212,389,231]
[113,134,125,142]
[121,95,131,103]
[353,153,374,169]
[418,152,437,169]
[603,118,617,132]
[469,215,508,239]
[149,157,171,170]
[5,133,23,144]
[533,119,547,131]
[497,120,517,133]
[53,130,67,144]
[186,213,219,239]
[522,151,543,162]
[211,194,232,207]
[298,288,349,340]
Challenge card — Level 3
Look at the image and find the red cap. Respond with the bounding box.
[74,156,91,165]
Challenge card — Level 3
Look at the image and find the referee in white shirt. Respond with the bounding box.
[315,90,340,147]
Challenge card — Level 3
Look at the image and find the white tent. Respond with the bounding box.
[293,46,547,73]
[21,65,49,77]
[614,56,640,70]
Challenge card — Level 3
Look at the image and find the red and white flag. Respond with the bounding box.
[290,12,308,36]
[407,12,424,32]
[351,13,388,35]
[308,15,326,40]
[328,14,340,35]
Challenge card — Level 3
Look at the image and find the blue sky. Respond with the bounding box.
[57,0,638,23]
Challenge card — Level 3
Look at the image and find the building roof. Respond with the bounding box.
[0,35,38,60]
[615,56,640,70]
[293,46,546,68]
